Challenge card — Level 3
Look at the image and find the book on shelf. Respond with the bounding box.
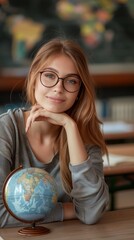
[95,96,134,121]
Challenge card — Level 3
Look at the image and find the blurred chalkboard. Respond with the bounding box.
[0,0,134,67]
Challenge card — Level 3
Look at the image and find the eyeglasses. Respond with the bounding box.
[40,70,81,93]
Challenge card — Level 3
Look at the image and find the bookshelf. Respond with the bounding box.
[1,64,134,90]
[0,64,134,120]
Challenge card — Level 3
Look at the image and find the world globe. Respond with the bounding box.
[2,167,58,236]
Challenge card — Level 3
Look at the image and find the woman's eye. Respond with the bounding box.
[45,73,55,79]
[67,79,79,85]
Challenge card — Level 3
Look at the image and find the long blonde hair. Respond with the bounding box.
[25,38,107,194]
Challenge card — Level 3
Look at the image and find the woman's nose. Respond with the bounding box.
[53,79,64,92]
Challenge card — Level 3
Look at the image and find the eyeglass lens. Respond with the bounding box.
[40,71,81,93]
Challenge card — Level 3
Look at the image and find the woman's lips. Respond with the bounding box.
[46,96,65,103]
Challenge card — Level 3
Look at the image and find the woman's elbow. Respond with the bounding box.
[76,199,109,225]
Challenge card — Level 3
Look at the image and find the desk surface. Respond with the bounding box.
[103,121,134,140]
[0,208,134,240]
[104,143,134,176]
[107,143,134,156]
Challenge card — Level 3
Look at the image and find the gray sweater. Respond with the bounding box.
[0,109,109,228]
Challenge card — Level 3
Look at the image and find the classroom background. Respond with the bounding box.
[0,0,134,210]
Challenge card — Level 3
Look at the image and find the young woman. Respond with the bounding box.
[0,38,109,227]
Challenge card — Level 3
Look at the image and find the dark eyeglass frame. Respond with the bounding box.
[39,70,81,93]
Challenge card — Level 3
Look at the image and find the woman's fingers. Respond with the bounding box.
[25,115,32,132]
[25,104,44,132]
[25,104,68,132]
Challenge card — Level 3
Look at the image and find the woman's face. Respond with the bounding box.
[34,54,81,113]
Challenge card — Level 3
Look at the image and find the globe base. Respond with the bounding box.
[18,226,50,236]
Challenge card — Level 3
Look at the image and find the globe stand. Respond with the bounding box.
[18,222,50,236]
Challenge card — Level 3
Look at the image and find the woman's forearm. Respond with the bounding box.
[64,120,88,165]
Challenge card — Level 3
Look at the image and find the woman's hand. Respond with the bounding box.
[25,104,72,132]
[26,104,87,166]
[62,202,76,220]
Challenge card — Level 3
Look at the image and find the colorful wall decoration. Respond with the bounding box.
[0,0,134,67]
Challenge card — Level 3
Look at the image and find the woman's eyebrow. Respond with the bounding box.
[43,67,59,73]
[43,67,80,78]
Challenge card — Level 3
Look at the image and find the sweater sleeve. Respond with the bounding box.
[69,146,109,225]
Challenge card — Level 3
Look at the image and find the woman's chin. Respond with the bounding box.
[42,105,64,113]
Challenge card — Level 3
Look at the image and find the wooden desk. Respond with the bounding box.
[107,143,134,156]
[104,143,134,176]
[104,144,134,210]
[103,121,134,141]
[0,208,134,240]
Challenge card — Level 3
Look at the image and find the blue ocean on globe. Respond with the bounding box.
[4,168,58,222]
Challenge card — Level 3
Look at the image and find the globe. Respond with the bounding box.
[2,166,58,236]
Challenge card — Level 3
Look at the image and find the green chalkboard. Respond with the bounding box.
[0,0,134,67]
